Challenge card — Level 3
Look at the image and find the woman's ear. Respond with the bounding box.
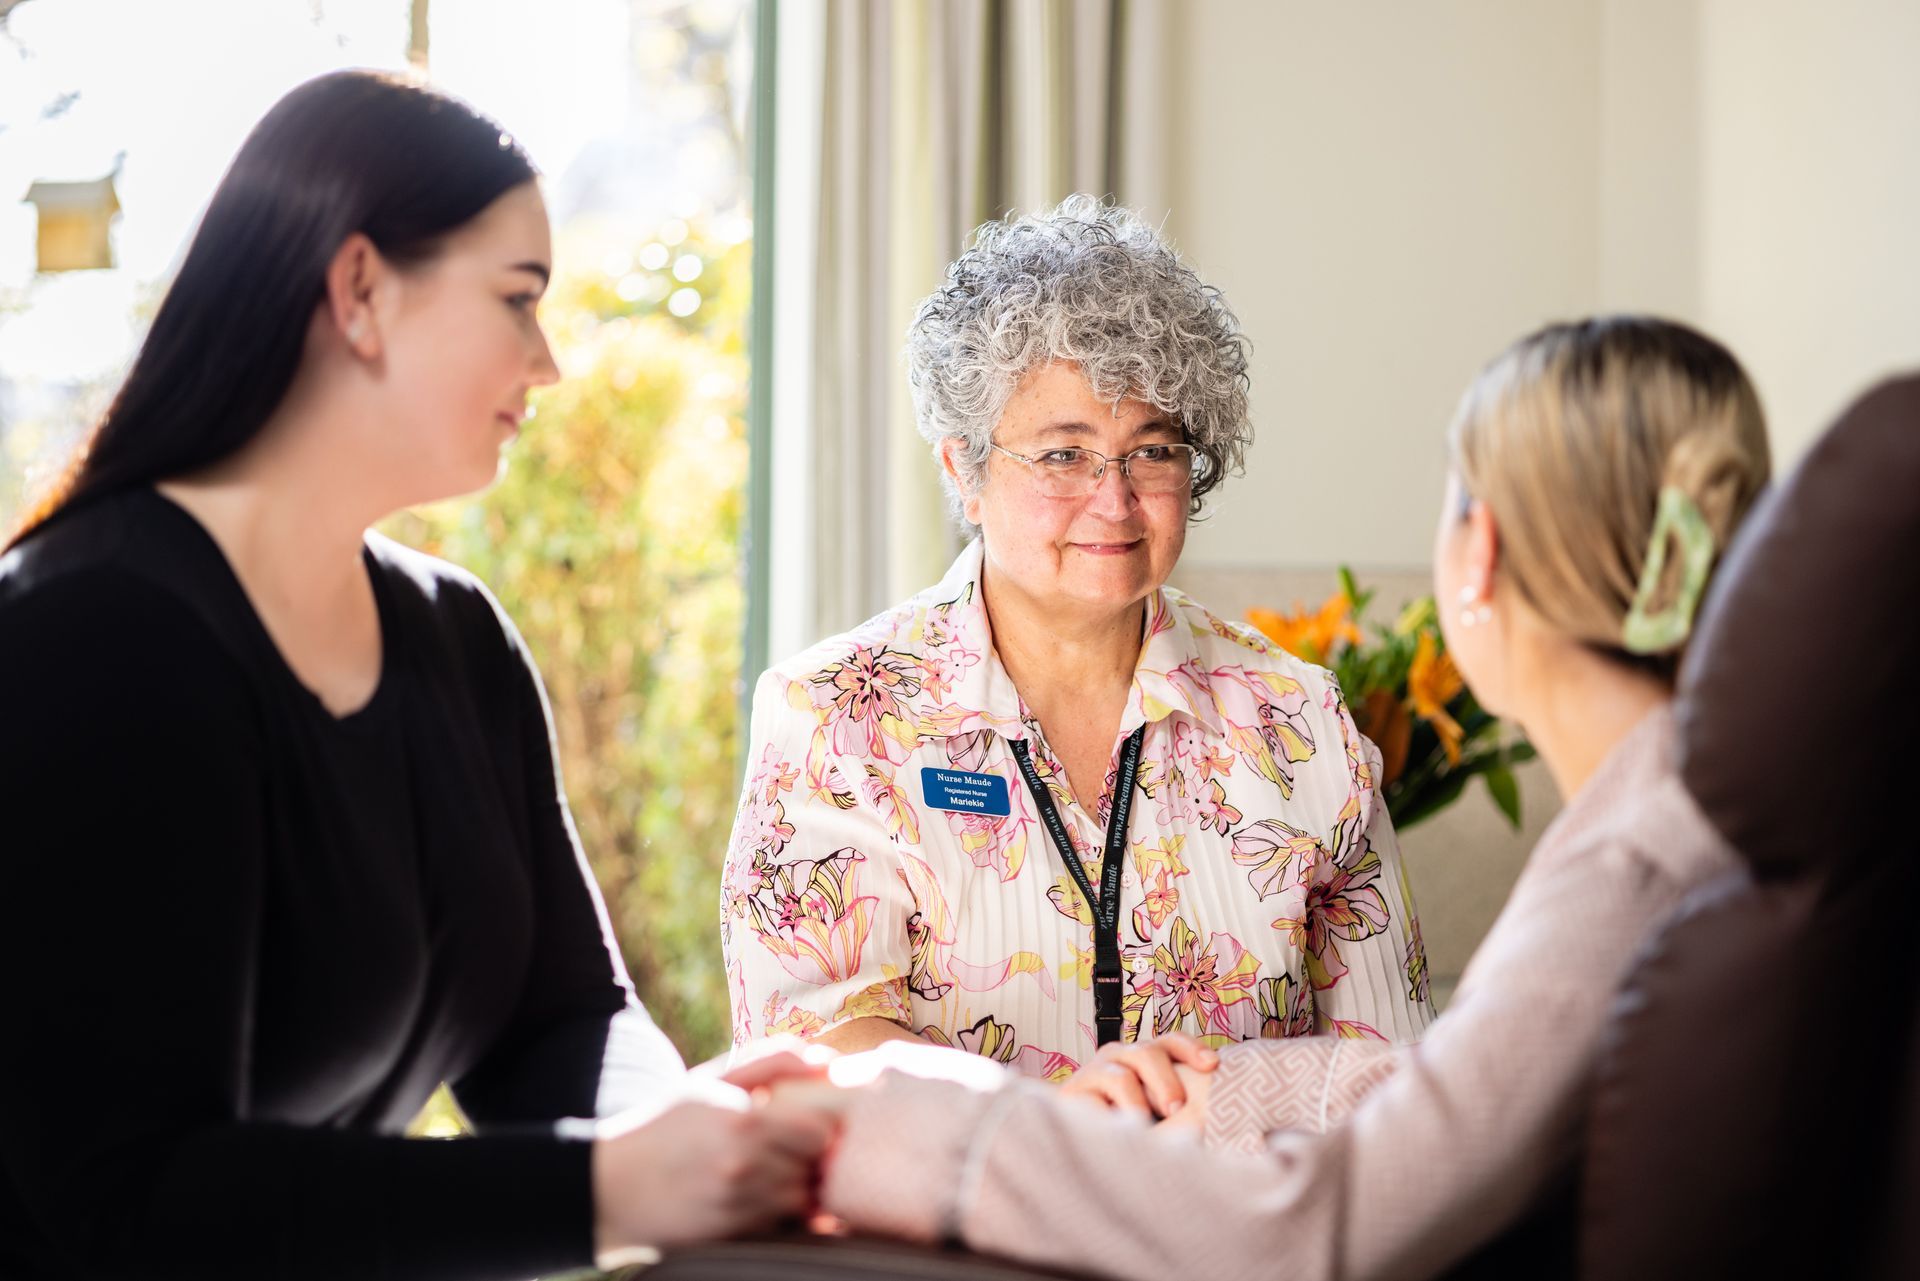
[938,436,984,526]
[1465,498,1501,603]
[324,232,390,360]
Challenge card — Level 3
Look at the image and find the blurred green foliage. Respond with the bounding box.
[385,219,751,1064]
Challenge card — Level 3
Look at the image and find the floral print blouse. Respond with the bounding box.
[722,541,1434,1077]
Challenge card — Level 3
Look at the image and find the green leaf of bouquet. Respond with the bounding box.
[1454,703,1497,737]
[1335,651,1373,699]
[1483,765,1522,828]
[1391,766,1474,830]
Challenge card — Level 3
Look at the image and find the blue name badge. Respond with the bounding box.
[920,767,1012,817]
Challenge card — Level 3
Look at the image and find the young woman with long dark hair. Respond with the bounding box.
[0,71,831,1281]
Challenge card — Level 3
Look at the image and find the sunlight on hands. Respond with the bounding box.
[826,1038,1009,1091]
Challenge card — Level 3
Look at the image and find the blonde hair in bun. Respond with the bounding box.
[1448,316,1772,676]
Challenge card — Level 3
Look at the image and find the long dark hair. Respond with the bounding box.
[7,70,536,547]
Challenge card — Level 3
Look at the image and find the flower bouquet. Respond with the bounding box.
[1248,571,1535,831]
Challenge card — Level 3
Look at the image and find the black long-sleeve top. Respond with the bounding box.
[0,489,637,1280]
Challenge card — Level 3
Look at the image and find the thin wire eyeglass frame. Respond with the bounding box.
[987,441,1199,497]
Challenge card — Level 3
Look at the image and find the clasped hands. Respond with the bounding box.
[1055,1030,1218,1130]
[589,1032,1218,1268]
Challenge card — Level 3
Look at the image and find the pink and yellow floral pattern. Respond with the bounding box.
[722,541,1433,1074]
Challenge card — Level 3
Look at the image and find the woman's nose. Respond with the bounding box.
[1085,459,1140,514]
[529,326,561,386]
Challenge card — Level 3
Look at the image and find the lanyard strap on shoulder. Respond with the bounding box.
[1010,724,1146,1047]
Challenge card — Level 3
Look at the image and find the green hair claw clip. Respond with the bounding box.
[1622,486,1715,655]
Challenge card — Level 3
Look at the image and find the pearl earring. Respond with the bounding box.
[1458,585,1491,628]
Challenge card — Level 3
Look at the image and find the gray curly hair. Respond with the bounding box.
[905,195,1253,527]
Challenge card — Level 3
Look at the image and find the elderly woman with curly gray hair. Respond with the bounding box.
[721,196,1433,1115]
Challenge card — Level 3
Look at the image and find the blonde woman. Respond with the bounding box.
[800,317,1773,1281]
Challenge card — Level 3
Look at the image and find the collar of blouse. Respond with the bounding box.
[898,539,1232,751]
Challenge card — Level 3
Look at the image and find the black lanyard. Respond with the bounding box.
[1009,723,1145,1048]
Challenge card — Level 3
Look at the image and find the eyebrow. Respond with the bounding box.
[509,261,551,287]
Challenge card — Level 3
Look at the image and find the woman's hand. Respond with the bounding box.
[1059,1033,1219,1122]
[589,1093,839,1267]
[1155,1059,1214,1133]
[716,1042,837,1094]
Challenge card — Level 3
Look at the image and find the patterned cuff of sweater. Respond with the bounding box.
[1203,1037,1404,1156]
[820,1065,1019,1244]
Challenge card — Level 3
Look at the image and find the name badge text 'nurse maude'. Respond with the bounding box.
[919,767,1012,817]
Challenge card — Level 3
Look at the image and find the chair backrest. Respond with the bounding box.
[1580,373,1920,1281]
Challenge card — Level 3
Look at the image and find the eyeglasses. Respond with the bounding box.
[988,441,1198,498]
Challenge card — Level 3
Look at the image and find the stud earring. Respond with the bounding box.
[1458,584,1491,628]
[347,319,366,345]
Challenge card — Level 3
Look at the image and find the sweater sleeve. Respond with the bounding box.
[1203,1035,1406,1155]
[0,571,595,1281]
[453,598,684,1127]
[821,1069,1346,1281]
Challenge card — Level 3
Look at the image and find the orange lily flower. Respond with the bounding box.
[1406,631,1466,764]
[1247,591,1363,665]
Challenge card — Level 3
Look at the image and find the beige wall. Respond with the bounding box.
[1694,0,1920,462]
[1167,0,1920,570]
[1596,0,1701,318]
[1158,0,1920,993]
[1164,0,1605,572]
